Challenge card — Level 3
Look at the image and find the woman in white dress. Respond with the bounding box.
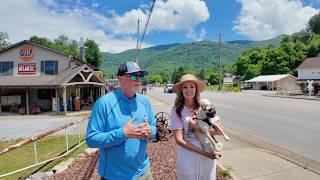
[170,74,222,180]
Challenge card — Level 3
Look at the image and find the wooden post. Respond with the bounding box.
[56,87,59,115]
[26,87,29,115]
[0,88,2,115]
[63,86,67,115]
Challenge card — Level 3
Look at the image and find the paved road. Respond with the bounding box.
[147,87,320,163]
[0,115,87,140]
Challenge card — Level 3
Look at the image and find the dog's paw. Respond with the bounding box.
[214,142,224,152]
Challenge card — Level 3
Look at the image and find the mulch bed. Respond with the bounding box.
[48,136,230,179]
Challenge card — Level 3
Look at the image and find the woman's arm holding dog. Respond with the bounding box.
[188,116,221,135]
[173,129,217,160]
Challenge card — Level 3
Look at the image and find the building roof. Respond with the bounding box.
[297,57,320,69]
[246,74,295,82]
[0,64,105,87]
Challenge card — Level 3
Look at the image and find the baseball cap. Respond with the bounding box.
[117,62,149,76]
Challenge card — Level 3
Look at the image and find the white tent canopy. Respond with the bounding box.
[246,74,291,82]
[245,74,298,91]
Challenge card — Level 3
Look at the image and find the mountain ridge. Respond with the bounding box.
[102,35,284,78]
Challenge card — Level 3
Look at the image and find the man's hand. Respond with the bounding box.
[140,117,152,138]
[123,117,152,139]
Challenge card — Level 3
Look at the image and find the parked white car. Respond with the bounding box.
[164,84,174,93]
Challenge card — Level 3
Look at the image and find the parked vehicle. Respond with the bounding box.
[164,84,174,93]
[240,84,252,90]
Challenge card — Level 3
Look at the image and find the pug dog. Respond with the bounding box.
[194,99,230,159]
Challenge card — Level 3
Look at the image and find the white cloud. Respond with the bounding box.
[96,0,210,40]
[150,0,209,31]
[233,0,319,40]
[0,0,209,52]
[187,28,206,41]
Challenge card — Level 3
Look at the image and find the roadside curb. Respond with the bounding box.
[264,94,320,101]
[224,126,320,176]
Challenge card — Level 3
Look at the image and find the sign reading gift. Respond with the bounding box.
[18,63,36,74]
[20,45,34,61]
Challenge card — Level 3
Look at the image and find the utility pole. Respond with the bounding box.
[136,18,140,64]
[217,33,223,91]
[135,0,157,65]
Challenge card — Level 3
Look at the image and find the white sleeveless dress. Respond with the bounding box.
[171,106,218,180]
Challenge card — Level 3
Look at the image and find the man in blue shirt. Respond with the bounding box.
[86,62,157,180]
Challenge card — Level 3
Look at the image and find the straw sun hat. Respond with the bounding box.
[172,74,206,93]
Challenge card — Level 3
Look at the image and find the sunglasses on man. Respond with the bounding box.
[126,73,145,81]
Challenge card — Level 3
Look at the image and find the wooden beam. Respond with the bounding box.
[86,72,94,82]
[64,82,105,86]
[63,86,67,115]
[0,88,2,115]
[56,87,59,115]
[78,72,86,82]
[26,87,29,115]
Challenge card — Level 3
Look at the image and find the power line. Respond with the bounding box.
[136,0,157,64]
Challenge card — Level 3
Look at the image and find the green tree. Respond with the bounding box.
[30,36,52,47]
[29,35,78,57]
[198,68,206,80]
[84,39,103,69]
[159,71,170,84]
[307,34,320,57]
[244,64,260,80]
[208,72,219,85]
[308,12,320,34]
[150,74,163,84]
[171,67,185,83]
[0,32,10,49]
[291,30,311,43]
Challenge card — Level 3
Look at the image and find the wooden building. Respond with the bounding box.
[0,40,105,115]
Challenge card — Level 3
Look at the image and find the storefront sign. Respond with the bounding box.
[20,45,34,61]
[18,63,36,74]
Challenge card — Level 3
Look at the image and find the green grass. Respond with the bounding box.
[217,165,233,180]
[206,84,241,92]
[0,135,87,180]
[206,85,220,91]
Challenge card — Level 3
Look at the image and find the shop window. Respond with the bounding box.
[38,89,55,100]
[0,61,14,76]
[41,60,58,75]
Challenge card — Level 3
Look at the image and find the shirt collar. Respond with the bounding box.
[115,89,137,103]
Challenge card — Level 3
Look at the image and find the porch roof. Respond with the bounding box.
[0,64,105,87]
[246,74,294,83]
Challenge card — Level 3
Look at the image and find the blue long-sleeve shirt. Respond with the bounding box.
[86,89,156,180]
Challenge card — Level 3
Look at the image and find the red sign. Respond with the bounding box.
[20,45,34,61]
[18,63,36,74]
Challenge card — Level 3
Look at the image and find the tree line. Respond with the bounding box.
[232,12,320,81]
[0,33,103,71]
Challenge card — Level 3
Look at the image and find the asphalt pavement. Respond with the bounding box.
[147,92,320,180]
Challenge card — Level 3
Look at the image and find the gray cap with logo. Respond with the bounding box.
[117,62,149,76]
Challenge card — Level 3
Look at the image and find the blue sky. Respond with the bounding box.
[1,0,319,53]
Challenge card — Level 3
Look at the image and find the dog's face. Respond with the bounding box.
[196,99,216,119]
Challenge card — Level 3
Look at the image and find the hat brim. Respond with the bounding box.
[172,80,206,93]
[126,70,149,75]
